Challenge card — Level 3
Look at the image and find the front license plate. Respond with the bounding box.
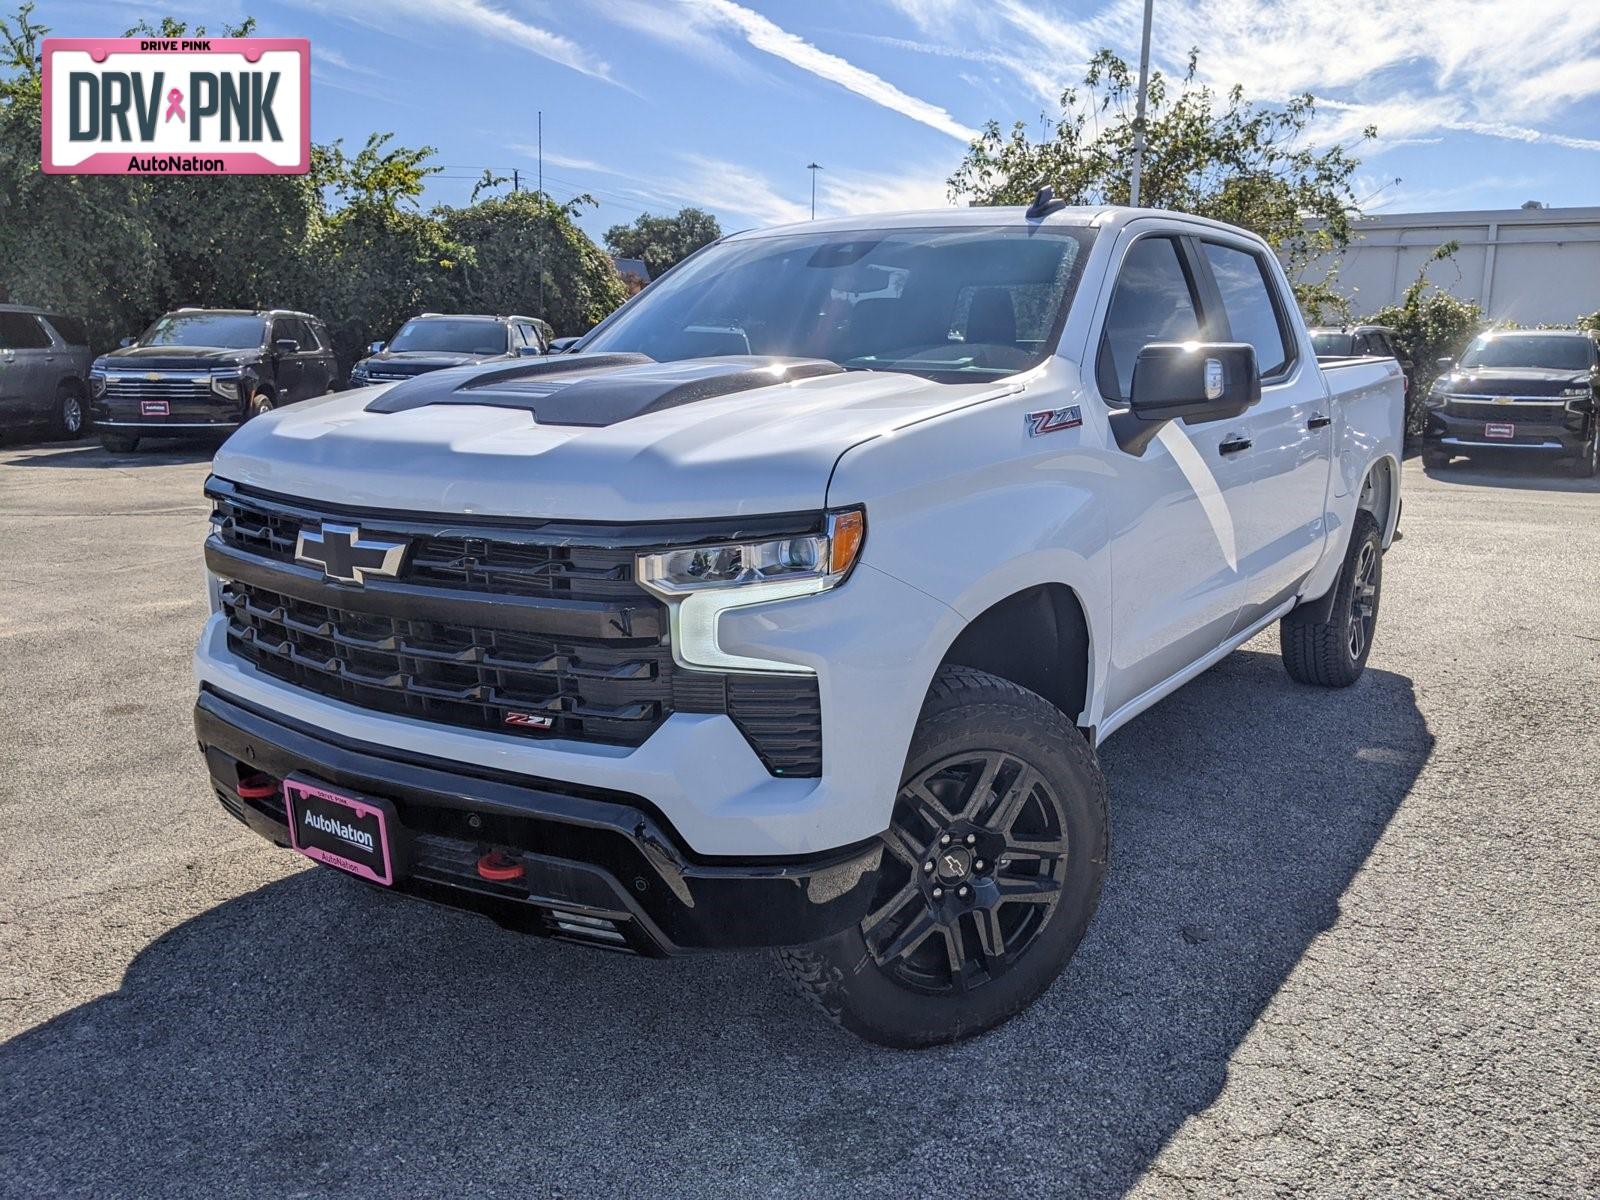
[283,775,396,886]
[140,399,170,417]
[1484,421,1515,440]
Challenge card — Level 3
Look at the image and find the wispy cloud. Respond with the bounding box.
[664,154,810,226]
[291,0,618,87]
[870,0,1600,161]
[664,0,978,143]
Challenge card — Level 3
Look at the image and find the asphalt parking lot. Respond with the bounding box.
[1,438,1596,1198]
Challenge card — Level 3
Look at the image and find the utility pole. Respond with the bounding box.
[807,162,822,220]
[512,168,520,193]
[537,110,544,317]
[1129,0,1154,208]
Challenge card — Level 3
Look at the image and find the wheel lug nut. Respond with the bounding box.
[974,859,985,871]
[940,834,951,846]
[923,860,934,873]
[965,834,976,845]
[932,886,944,899]
[957,885,970,898]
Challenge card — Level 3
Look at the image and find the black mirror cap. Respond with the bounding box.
[515,344,543,357]
[1130,342,1260,422]
[1112,342,1260,456]
[368,340,386,355]
[1436,355,1455,370]
[273,338,300,354]
[118,337,135,348]
[548,336,582,354]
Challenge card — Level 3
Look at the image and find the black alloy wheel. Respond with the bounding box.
[866,751,1068,994]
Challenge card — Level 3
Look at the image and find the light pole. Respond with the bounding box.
[807,161,822,219]
[1128,0,1154,208]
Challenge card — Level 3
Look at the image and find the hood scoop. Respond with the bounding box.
[365,354,843,427]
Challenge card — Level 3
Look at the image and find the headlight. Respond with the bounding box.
[637,509,865,672]
[1560,385,1590,397]
[209,369,244,400]
[88,370,107,398]
[350,365,370,385]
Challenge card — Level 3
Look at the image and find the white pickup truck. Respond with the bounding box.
[193,200,1404,1047]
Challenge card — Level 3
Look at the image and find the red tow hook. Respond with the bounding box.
[236,774,280,801]
[476,849,526,882]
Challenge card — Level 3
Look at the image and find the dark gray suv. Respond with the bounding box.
[0,304,94,440]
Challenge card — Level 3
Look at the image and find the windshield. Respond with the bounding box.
[1311,332,1355,356]
[582,225,1096,380]
[139,313,265,349]
[1460,334,1593,371]
[388,319,508,355]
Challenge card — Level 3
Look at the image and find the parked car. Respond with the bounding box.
[89,308,338,453]
[0,304,93,440]
[1422,329,1599,476]
[1311,324,1413,399]
[349,313,550,386]
[193,200,1404,1047]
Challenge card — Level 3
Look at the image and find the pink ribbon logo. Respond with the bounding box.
[164,88,185,123]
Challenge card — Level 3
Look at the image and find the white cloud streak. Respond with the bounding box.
[684,0,979,142]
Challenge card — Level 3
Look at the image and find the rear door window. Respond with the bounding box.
[42,314,88,345]
[1096,236,1204,402]
[0,312,53,349]
[1201,241,1291,378]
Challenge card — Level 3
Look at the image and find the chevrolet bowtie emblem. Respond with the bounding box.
[145,372,162,381]
[295,523,407,585]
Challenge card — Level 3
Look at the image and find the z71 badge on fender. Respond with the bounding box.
[1025,405,1083,437]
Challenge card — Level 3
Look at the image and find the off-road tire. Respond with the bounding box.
[777,666,1108,1048]
[246,392,275,420]
[99,431,139,453]
[1280,509,1383,688]
[1423,448,1449,470]
[1571,427,1599,478]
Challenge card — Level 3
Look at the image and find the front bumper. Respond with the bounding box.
[1424,403,1589,454]
[195,686,883,954]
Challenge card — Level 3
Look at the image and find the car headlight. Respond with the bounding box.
[209,369,245,400]
[637,509,865,673]
[88,370,107,398]
[1560,385,1590,397]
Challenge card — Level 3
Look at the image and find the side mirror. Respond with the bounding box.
[1436,356,1455,370]
[273,338,300,354]
[368,340,386,355]
[118,337,134,348]
[1112,342,1260,455]
[548,336,581,354]
[516,344,543,357]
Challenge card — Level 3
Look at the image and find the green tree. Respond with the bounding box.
[604,207,722,279]
[443,190,627,336]
[1363,242,1484,438]
[949,49,1372,311]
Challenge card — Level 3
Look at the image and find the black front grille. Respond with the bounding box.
[224,579,670,745]
[209,481,824,775]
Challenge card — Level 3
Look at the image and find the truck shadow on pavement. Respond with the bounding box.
[0,440,218,467]
[1424,458,1600,493]
[0,650,1432,1199]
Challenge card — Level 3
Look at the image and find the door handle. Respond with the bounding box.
[1218,436,1253,455]
[1307,413,1331,429]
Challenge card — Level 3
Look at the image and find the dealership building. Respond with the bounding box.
[1297,204,1600,326]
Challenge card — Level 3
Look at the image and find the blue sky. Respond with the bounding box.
[40,0,1600,241]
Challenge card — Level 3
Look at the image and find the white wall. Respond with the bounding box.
[1295,207,1600,325]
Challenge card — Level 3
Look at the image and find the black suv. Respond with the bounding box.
[1423,330,1599,476]
[90,308,338,452]
[349,313,550,386]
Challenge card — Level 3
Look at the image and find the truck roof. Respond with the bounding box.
[728,205,1269,243]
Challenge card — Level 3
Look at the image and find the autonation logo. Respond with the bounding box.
[302,811,374,854]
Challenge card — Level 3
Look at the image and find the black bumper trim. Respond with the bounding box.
[194,687,881,954]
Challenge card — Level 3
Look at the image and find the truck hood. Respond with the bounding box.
[212,354,1024,520]
[357,349,505,376]
[97,346,260,370]
[1445,366,1592,395]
